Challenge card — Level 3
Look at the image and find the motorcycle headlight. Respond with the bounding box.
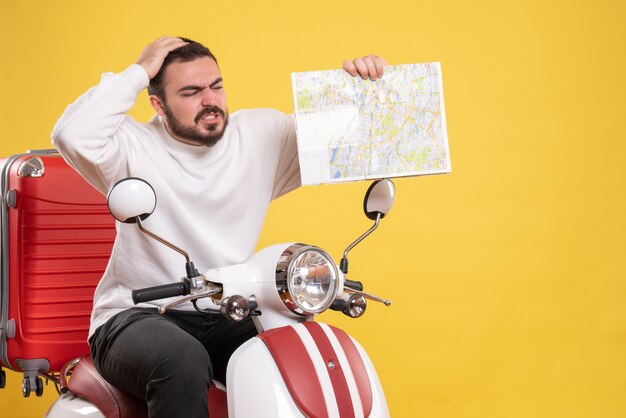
[276,244,340,315]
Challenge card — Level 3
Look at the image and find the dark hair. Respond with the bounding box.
[147,37,218,100]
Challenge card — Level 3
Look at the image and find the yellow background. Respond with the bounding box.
[1,0,625,416]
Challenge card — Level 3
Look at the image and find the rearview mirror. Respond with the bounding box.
[106,177,157,224]
[363,179,396,220]
[340,179,396,274]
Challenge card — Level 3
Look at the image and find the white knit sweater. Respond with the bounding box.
[51,64,300,337]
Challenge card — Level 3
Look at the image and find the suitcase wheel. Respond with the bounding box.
[35,376,44,397]
[22,377,30,397]
[0,370,5,389]
[21,376,44,397]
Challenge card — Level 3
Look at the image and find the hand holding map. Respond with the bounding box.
[292,62,451,185]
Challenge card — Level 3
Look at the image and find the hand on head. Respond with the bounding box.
[137,36,189,80]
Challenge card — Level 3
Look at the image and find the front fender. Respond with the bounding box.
[227,321,389,418]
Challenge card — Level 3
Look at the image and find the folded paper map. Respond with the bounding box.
[291,62,451,185]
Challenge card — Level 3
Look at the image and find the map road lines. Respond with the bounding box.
[292,62,451,186]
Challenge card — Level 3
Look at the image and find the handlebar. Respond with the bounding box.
[344,279,363,291]
[132,281,190,304]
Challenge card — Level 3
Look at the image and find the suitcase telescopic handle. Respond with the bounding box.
[132,282,190,304]
[26,149,60,155]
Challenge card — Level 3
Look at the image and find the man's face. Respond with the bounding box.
[151,57,228,147]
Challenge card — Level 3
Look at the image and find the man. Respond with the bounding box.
[52,36,386,417]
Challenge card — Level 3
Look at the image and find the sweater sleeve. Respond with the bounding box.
[51,64,150,194]
[271,113,301,200]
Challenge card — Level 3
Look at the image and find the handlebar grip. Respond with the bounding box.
[344,279,364,291]
[132,282,190,305]
[330,299,347,312]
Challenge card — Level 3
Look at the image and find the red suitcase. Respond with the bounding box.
[0,150,116,396]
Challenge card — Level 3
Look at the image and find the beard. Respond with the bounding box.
[163,104,229,147]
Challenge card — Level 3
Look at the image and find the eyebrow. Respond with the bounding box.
[177,78,223,93]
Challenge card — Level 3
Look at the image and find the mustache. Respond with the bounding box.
[194,106,226,124]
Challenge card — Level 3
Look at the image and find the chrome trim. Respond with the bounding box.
[342,212,381,261]
[17,157,45,178]
[344,287,392,306]
[220,295,249,321]
[157,283,222,314]
[275,243,340,316]
[137,217,190,263]
[61,357,81,383]
[59,357,81,394]
[1,154,26,368]
[345,294,367,318]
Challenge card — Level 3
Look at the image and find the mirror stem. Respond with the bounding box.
[136,216,191,264]
[340,213,381,274]
[135,217,200,278]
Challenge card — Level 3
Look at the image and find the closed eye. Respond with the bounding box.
[209,78,223,90]
[178,78,224,96]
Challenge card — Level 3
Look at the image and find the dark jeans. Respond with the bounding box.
[89,307,257,418]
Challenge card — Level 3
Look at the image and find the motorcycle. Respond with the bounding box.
[45,177,395,418]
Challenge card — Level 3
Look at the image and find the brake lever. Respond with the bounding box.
[158,283,222,314]
[343,287,392,306]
